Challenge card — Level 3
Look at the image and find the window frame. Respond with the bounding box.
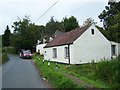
[64,47,69,59]
[91,29,94,35]
[53,48,57,58]
[111,45,116,55]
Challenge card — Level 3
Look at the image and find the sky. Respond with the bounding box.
[0,0,108,35]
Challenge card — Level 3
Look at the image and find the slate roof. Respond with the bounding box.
[44,26,88,48]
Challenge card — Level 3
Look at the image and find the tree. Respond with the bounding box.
[2,25,11,47]
[63,16,79,32]
[10,16,45,52]
[45,16,64,35]
[82,18,96,27]
[98,1,120,42]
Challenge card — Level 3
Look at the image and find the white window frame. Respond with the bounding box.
[53,48,57,58]
[65,47,69,59]
[91,29,94,35]
[111,45,116,55]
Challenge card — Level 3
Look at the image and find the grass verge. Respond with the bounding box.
[32,55,119,88]
[1,53,9,64]
[33,55,78,88]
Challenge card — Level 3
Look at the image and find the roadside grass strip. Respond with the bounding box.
[32,55,118,89]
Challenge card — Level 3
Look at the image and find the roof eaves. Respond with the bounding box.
[44,43,73,48]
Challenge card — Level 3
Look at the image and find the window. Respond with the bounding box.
[91,29,94,35]
[65,47,69,58]
[38,49,40,53]
[111,45,116,55]
[44,51,46,53]
[53,48,57,58]
[44,51,46,55]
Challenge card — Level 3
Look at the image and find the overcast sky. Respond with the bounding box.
[0,0,108,35]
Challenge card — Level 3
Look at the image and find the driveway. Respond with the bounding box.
[2,54,50,88]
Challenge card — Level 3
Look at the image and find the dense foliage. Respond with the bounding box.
[45,16,64,35]
[1,50,9,64]
[3,16,79,53]
[94,57,120,88]
[2,46,16,54]
[10,16,45,53]
[65,58,120,88]
[63,16,79,32]
[2,25,11,47]
[98,1,120,42]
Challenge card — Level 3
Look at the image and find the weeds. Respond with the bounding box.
[2,53,9,64]
[35,56,78,88]
[33,55,119,88]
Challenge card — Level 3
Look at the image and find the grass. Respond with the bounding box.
[33,55,78,88]
[1,53,9,64]
[32,55,119,88]
[1,46,15,64]
[65,69,110,88]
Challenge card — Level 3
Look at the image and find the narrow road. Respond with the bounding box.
[2,54,50,88]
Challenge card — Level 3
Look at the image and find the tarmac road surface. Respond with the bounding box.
[2,54,50,88]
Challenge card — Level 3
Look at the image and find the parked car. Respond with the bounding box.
[20,50,32,59]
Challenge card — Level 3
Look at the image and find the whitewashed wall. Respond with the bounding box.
[44,45,69,63]
[118,43,120,56]
[111,41,120,56]
[73,25,111,64]
[36,44,46,55]
[44,25,113,64]
[69,44,74,64]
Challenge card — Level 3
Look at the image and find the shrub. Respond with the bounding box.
[94,57,120,88]
[2,46,16,54]
[2,53,9,64]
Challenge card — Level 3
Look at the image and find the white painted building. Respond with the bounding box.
[36,44,46,55]
[110,41,120,58]
[43,25,120,64]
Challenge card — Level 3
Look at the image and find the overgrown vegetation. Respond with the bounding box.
[65,58,120,88]
[2,46,16,54]
[33,55,78,88]
[94,57,120,88]
[1,46,15,64]
[99,1,120,43]
[8,16,79,53]
[1,53,9,64]
[33,55,119,88]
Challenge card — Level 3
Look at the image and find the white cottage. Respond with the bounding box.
[36,43,46,55]
[36,37,54,55]
[44,25,119,64]
[110,41,120,58]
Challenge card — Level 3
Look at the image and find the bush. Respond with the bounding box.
[2,53,9,64]
[2,46,16,54]
[33,52,40,56]
[94,57,120,88]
